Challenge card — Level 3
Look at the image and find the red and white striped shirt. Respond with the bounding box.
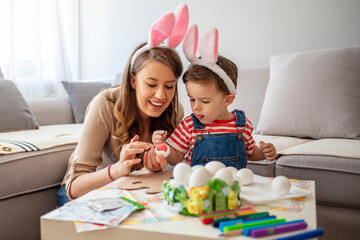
[166,113,255,165]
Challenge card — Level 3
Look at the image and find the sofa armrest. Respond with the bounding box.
[27,97,75,126]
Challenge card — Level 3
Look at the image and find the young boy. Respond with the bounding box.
[151,55,276,169]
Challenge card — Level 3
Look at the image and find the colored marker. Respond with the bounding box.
[201,209,256,224]
[273,228,324,240]
[242,219,305,236]
[251,221,308,238]
[212,212,270,228]
[223,218,286,233]
[219,215,277,232]
[199,207,252,219]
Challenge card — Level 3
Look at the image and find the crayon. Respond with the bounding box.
[242,219,305,236]
[273,228,324,240]
[223,218,286,233]
[219,215,277,232]
[212,212,270,228]
[251,221,308,238]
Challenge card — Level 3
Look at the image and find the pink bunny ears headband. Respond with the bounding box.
[130,3,189,67]
[183,24,237,95]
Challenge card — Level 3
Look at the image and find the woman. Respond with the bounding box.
[57,43,184,206]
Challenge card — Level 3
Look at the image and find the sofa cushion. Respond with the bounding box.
[0,79,39,132]
[0,144,76,200]
[27,97,75,126]
[0,124,81,155]
[232,68,270,128]
[62,81,111,123]
[256,46,360,139]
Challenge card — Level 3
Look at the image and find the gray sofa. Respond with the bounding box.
[0,97,78,240]
[1,46,359,240]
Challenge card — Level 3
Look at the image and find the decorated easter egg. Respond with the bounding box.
[189,167,211,187]
[205,161,226,176]
[214,168,234,186]
[236,168,254,185]
[272,176,291,195]
[173,162,192,185]
[155,143,170,157]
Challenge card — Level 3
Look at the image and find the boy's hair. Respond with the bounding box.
[182,55,238,94]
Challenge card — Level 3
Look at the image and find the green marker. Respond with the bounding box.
[223,218,286,232]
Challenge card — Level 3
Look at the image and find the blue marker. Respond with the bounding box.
[219,215,276,232]
[273,228,324,240]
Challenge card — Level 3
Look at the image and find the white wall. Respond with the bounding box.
[80,0,360,115]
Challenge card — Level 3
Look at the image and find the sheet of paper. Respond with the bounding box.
[240,175,311,204]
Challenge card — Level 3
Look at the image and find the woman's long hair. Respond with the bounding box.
[106,43,183,150]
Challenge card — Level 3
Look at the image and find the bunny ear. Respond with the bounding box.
[182,24,199,62]
[198,28,219,64]
[167,3,189,48]
[148,12,175,47]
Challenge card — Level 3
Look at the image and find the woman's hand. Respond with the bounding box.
[113,135,153,178]
[143,147,168,172]
[152,130,167,147]
[259,141,277,161]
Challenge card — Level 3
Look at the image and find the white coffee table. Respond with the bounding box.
[41,180,317,240]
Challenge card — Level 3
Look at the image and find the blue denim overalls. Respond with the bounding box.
[190,110,247,169]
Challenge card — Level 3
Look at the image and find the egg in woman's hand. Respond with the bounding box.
[173,162,192,185]
[189,167,211,187]
[236,168,254,185]
[214,168,234,186]
[272,176,291,195]
[205,161,226,176]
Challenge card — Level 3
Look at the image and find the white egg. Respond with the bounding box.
[272,176,291,195]
[189,167,211,187]
[205,161,226,176]
[214,168,234,186]
[233,174,243,187]
[236,168,254,185]
[173,162,192,185]
[192,165,204,171]
[226,166,238,176]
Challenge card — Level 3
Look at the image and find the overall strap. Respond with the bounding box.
[233,110,246,127]
[191,113,205,129]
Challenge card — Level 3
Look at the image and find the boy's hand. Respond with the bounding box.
[152,130,167,147]
[259,141,277,161]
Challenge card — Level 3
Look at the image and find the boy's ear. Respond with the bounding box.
[224,94,235,106]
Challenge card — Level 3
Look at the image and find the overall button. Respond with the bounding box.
[197,135,203,141]
[237,133,243,139]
